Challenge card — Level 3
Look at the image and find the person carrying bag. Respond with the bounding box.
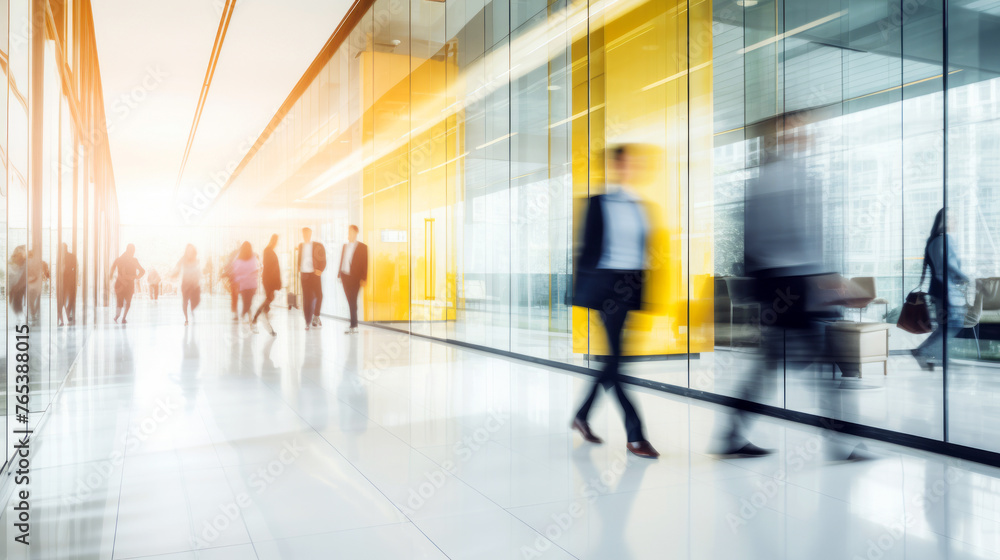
[905,209,969,370]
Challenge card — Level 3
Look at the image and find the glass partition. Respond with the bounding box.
[0,0,121,476]
[8,0,29,464]
[211,0,1000,458]
[946,0,1000,452]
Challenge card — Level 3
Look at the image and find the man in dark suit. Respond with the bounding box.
[571,145,658,459]
[297,227,327,330]
[338,225,368,334]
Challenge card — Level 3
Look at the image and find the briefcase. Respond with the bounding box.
[287,292,298,309]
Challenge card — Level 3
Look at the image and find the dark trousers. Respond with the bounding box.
[727,274,834,446]
[574,300,645,442]
[66,286,76,320]
[914,297,965,361]
[343,278,361,327]
[239,289,255,317]
[58,283,76,321]
[302,273,322,324]
[727,324,784,445]
[253,287,276,323]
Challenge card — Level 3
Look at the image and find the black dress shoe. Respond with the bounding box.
[846,443,877,462]
[626,440,660,459]
[572,418,603,444]
[718,442,774,458]
[827,443,877,463]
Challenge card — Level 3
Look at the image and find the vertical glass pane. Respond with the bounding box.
[371,0,411,328]
[688,0,715,394]
[899,0,945,440]
[451,27,514,351]
[508,3,574,364]
[0,0,8,470]
[947,0,1000,451]
[599,0,690,388]
[475,37,512,351]
[409,0,449,339]
[8,0,29,461]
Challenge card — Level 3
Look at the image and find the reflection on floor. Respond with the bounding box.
[637,343,1000,452]
[2,297,1000,559]
[402,310,1000,451]
[0,303,92,432]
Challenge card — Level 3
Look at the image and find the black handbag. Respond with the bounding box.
[897,261,933,334]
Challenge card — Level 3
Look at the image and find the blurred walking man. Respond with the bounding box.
[111,244,145,324]
[571,145,658,459]
[297,227,327,330]
[338,225,368,334]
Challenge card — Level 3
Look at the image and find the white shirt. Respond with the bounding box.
[598,187,647,271]
[300,242,314,273]
[341,241,358,276]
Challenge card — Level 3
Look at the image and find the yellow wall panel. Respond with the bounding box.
[573,0,713,357]
[361,50,459,324]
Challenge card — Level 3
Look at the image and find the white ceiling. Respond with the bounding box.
[90,0,353,226]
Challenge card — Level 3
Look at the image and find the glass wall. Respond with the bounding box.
[215,0,1000,456]
[946,0,1000,452]
[1,0,121,475]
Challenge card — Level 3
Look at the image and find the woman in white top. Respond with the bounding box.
[172,244,202,325]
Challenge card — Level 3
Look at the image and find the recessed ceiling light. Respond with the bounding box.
[548,85,561,91]
[737,0,758,6]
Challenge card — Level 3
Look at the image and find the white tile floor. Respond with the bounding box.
[3,298,1000,559]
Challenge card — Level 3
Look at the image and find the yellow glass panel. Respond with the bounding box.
[360,46,459,324]
[345,0,712,349]
[573,0,713,356]
[688,0,715,353]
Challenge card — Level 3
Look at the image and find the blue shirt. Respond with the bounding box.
[597,187,647,271]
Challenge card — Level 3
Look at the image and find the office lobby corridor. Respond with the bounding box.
[0,299,997,560]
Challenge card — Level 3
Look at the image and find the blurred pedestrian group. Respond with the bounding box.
[76,224,368,339]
